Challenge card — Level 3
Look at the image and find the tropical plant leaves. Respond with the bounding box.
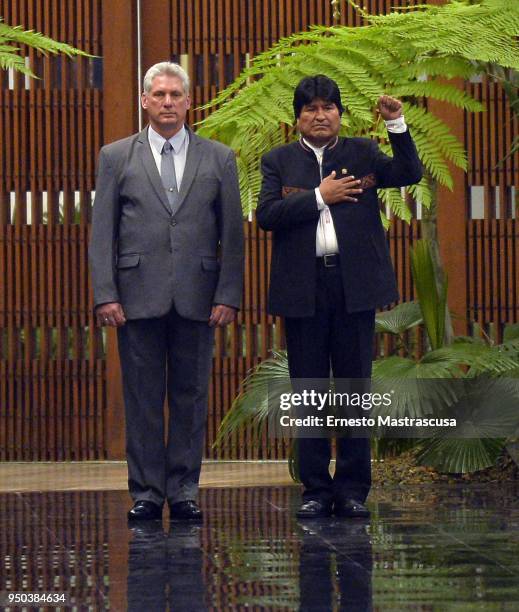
[197,0,519,217]
[212,350,290,452]
[416,437,505,473]
[410,240,448,350]
[0,18,90,79]
[375,301,423,335]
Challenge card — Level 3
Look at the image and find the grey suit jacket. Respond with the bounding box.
[89,126,244,321]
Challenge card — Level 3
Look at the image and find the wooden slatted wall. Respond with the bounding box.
[0,0,104,459]
[466,77,519,336]
[1,0,517,461]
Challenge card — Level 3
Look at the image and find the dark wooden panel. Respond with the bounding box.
[0,0,105,460]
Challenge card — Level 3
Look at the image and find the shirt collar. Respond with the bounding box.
[300,135,338,155]
[148,124,187,154]
[302,137,326,156]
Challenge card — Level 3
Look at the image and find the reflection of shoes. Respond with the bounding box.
[167,524,202,550]
[297,519,329,536]
[168,523,201,538]
[296,499,332,519]
[169,500,203,521]
[334,498,370,518]
[129,521,164,538]
[127,500,162,521]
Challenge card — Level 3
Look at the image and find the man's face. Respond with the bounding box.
[141,74,191,137]
[297,97,341,146]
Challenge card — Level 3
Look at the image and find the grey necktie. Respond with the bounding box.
[161,141,178,211]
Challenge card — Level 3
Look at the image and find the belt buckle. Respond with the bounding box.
[323,254,336,267]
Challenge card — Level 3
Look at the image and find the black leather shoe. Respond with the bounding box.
[296,499,332,519]
[127,500,162,521]
[334,498,370,518]
[169,500,203,521]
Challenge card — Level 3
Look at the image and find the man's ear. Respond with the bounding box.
[186,94,192,110]
[141,92,148,110]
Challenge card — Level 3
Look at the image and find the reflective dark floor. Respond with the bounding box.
[2,484,519,610]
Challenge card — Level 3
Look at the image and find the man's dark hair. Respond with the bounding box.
[293,75,344,119]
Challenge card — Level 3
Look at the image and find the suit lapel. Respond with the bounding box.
[137,127,173,215]
[170,127,203,217]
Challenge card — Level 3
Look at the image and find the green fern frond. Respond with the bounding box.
[404,56,479,80]
[299,52,382,101]
[0,50,28,73]
[393,81,484,113]
[407,179,434,210]
[0,18,91,78]
[0,19,90,59]
[406,104,468,166]
[408,131,454,190]
[197,0,517,220]
[379,187,411,224]
[355,0,519,68]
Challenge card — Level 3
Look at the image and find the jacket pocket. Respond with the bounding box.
[117,253,140,269]
[201,257,220,272]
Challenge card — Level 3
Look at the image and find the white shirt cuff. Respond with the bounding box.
[315,187,326,210]
[384,115,407,133]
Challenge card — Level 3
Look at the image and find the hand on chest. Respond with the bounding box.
[281,143,377,192]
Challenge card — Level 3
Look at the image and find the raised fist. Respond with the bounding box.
[377,95,403,120]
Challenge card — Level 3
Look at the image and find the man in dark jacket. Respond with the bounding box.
[257,75,422,518]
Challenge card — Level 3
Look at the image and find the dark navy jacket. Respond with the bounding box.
[256,131,423,316]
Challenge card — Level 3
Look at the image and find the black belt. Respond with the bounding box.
[317,254,340,267]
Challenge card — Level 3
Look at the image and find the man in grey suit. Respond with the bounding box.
[89,62,244,522]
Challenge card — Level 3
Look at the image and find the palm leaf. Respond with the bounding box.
[410,239,447,350]
[396,373,519,473]
[416,437,505,473]
[213,351,290,451]
[372,373,461,420]
[375,301,423,335]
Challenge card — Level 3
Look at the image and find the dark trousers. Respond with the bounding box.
[118,305,214,506]
[285,262,374,505]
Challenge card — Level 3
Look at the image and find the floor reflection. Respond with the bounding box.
[298,519,372,611]
[128,523,206,611]
[1,484,519,610]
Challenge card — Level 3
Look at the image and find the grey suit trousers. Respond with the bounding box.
[118,305,215,506]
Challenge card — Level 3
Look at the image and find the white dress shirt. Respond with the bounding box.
[148,124,189,188]
[307,116,408,256]
[303,138,340,257]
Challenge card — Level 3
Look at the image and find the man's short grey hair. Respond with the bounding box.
[143,62,190,94]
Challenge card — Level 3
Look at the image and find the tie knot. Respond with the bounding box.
[162,141,173,154]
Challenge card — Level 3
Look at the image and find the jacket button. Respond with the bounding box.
[170,219,177,226]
